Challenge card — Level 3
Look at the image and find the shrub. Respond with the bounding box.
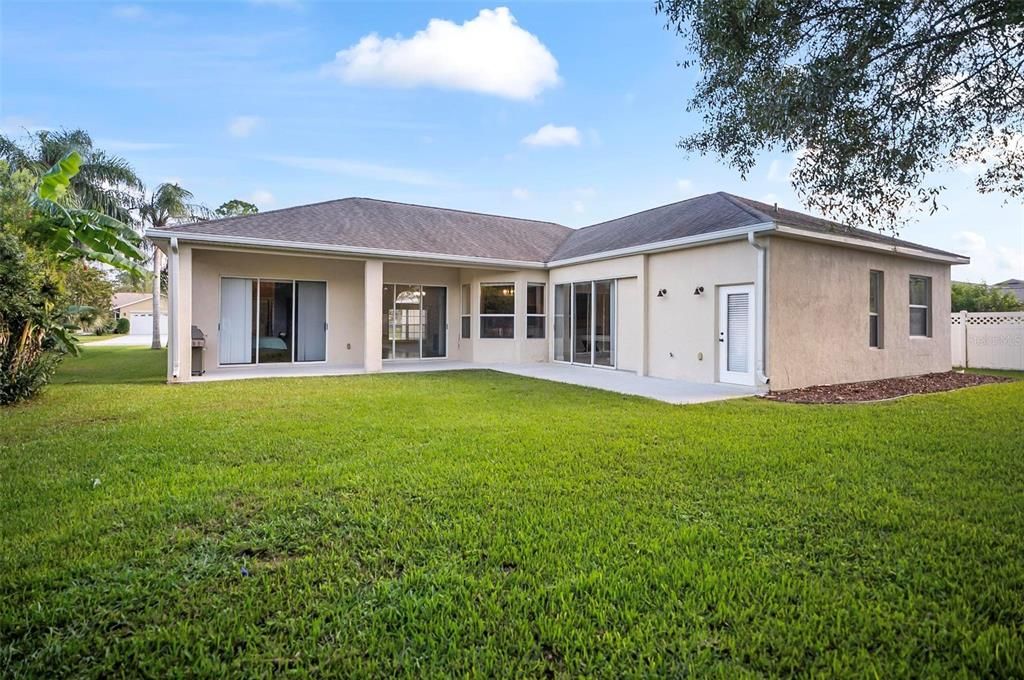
[0,234,63,406]
[115,317,130,334]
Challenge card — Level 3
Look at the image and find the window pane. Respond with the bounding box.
[258,281,293,363]
[909,276,929,306]
[295,281,326,362]
[461,316,471,339]
[461,284,471,315]
[594,280,614,366]
[480,316,514,338]
[910,307,928,336]
[527,316,545,338]
[572,282,592,364]
[869,315,879,347]
[480,283,514,314]
[381,284,393,360]
[422,286,446,358]
[553,284,571,361]
[869,271,880,314]
[527,283,545,315]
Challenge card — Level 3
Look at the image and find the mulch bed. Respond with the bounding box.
[763,371,1010,404]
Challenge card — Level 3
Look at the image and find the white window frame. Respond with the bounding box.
[460,283,471,339]
[218,275,329,367]
[479,282,515,339]
[527,282,546,339]
[909,275,932,338]
[869,270,883,348]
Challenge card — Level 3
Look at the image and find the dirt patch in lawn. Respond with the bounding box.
[764,371,1010,404]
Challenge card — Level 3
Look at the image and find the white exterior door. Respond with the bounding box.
[129,312,167,335]
[718,285,755,386]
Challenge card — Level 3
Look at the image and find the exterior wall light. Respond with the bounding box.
[693,286,704,295]
[656,288,668,298]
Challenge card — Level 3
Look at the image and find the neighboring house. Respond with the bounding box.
[112,292,169,335]
[993,279,1024,303]
[146,192,968,390]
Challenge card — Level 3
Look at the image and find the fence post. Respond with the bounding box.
[960,310,969,368]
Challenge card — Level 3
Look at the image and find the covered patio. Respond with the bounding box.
[189,360,758,404]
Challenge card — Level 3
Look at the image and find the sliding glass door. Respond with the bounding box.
[381,284,447,360]
[553,280,616,368]
[219,277,326,366]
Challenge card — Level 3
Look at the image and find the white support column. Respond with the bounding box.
[364,260,383,372]
[638,254,649,376]
[166,238,194,383]
[960,309,969,368]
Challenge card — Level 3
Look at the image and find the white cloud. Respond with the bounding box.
[522,124,580,147]
[677,179,694,196]
[952,229,1024,283]
[512,188,530,200]
[266,155,447,187]
[228,115,262,138]
[324,7,560,100]
[111,4,145,19]
[247,190,276,208]
[574,187,596,199]
[572,200,585,214]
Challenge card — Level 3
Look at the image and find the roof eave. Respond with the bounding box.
[546,222,776,267]
[773,224,970,264]
[144,229,548,269]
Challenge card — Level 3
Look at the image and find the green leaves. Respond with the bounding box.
[35,151,82,202]
[28,152,146,276]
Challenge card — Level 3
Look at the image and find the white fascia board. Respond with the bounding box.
[144,230,548,270]
[773,224,971,264]
[546,222,776,268]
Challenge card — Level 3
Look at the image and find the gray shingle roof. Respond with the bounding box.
[161,197,572,263]
[159,192,964,264]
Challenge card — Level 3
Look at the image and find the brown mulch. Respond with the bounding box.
[763,371,1010,404]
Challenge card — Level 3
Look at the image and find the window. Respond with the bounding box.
[460,283,471,339]
[869,270,883,348]
[480,283,515,338]
[909,275,931,337]
[526,283,545,338]
[553,284,571,362]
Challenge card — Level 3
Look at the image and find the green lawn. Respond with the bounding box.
[2,347,1023,677]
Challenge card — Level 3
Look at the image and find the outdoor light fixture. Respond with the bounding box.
[693,286,704,295]
[656,288,667,298]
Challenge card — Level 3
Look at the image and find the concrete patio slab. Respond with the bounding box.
[188,359,759,404]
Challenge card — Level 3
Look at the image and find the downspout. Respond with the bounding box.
[169,237,180,380]
[747,232,770,387]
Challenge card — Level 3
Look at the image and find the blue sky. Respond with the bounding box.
[2,1,1021,282]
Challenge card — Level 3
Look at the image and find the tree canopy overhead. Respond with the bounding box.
[656,0,1024,232]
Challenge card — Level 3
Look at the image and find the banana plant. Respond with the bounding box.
[27,151,146,275]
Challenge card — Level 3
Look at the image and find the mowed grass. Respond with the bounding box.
[2,348,1023,677]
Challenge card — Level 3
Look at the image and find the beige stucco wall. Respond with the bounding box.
[189,248,366,373]
[548,254,645,372]
[116,297,168,316]
[457,268,549,364]
[766,236,952,390]
[646,240,758,382]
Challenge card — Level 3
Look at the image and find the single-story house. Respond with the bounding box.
[112,292,168,335]
[146,192,968,390]
[993,279,1024,303]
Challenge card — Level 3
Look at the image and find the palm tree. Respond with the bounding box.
[0,129,141,222]
[136,184,209,349]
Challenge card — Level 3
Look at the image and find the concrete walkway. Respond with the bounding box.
[88,334,168,347]
[191,359,759,404]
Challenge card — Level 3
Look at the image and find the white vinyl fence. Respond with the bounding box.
[951,311,1024,370]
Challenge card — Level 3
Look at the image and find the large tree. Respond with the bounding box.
[656,0,1024,231]
[0,128,142,223]
[136,184,208,349]
[215,199,258,217]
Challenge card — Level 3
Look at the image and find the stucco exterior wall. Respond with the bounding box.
[458,268,549,364]
[189,248,366,372]
[766,236,952,390]
[646,240,758,382]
